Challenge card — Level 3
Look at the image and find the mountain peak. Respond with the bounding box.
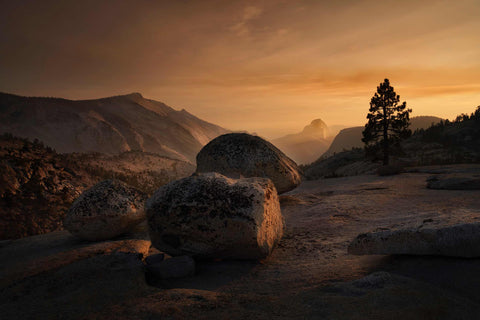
[302,118,328,138]
[96,92,144,103]
[0,92,228,162]
[122,92,144,100]
[272,118,331,164]
[310,118,327,127]
[127,92,143,97]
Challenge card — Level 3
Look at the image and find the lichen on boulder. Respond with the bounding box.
[64,180,147,241]
[196,133,301,194]
[146,172,284,259]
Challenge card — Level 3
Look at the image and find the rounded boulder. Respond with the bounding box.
[146,172,284,260]
[196,133,301,194]
[64,180,147,241]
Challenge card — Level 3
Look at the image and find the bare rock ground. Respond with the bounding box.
[2,164,480,319]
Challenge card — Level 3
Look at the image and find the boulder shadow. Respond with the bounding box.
[146,259,260,290]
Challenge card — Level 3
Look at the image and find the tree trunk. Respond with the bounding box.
[383,105,389,165]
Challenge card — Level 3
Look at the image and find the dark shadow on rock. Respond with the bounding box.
[0,253,149,320]
[295,269,480,320]
[292,254,480,319]
[378,254,480,304]
[146,259,259,290]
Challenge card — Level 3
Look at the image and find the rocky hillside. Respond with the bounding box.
[404,108,480,164]
[302,148,378,180]
[321,116,443,159]
[0,134,195,240]
[272,119,333,164]
[66,151,195,192]
[0,92,228,162]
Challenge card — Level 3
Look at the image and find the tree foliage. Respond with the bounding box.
[411,105,480,164]
[362,79,412,165]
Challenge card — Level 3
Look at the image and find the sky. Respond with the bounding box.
[1,0,479,138]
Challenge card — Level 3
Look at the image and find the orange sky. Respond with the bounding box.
[1,0,479,138]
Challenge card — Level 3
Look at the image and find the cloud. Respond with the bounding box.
[230,5,263,37]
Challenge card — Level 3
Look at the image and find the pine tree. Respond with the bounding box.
[362,79,412,165]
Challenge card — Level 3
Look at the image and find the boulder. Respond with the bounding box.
[427,174,480,190]
[64,179,147,241]
[196,133,301,194]
[348,223,480,257]
[146,172,284,259]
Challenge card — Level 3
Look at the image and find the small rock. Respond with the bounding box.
[145,253,165,265]
[196,133,301,194]
[146,255,195,279]
[348,222,480,257]
[64,180,147,241]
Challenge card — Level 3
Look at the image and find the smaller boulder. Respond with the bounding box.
[196,133,301,194]
[64,180,147,241]
[146,255,195,279]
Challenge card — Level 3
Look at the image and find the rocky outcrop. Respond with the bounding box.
[196,133,301,194]
[348,223,480,257]
[427,174,480,190]
[64,180,147,241]
[146,172,284,259]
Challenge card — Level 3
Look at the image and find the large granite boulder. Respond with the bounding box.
[348,223,480,257]
[146,172,284,259]
[64,180,147,241]
[196,133,301,194]
[427,174,480,190]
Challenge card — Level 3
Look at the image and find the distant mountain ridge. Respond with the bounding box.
[321,116,444,159]
[0,92,228,162]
